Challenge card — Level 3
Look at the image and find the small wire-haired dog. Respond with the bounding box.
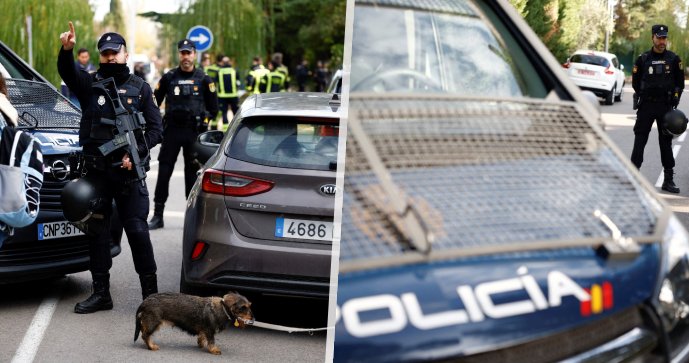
[134,292,253,355]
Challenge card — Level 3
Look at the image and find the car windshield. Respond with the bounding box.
[228,116,338,171]
[350,0,547,97]
[570,54,610,67]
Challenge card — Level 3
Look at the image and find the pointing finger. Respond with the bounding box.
[68,21,75,35]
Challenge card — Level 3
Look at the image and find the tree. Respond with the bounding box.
[143,0,264,78]
[102,0,125,34]
[0,0,95,88]
[273,0,346,70]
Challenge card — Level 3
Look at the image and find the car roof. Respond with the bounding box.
[240,92,342,119]
[572,50,617,60]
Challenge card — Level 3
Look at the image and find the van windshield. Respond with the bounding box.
[350,0,547,97]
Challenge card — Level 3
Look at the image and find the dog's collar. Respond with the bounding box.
[221,302,234,321]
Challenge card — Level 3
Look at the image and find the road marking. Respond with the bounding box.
[655,144,683,187]
[11,283,63,363]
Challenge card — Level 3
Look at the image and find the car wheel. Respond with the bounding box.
[179,265,209,296]
[604,85,614,105]
[614,83,623,102]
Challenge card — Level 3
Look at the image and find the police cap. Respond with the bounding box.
[178,39,195,52]
[652,24,669,38]
[97,32,126,53]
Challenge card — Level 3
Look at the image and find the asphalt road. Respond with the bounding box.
[0,145,328,363]
[600,84,689,228]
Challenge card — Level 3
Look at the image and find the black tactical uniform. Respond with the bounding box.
[149,39,218,229]
[58,32,163,313]
[631,24,684,193]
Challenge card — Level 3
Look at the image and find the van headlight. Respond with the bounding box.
[659,215,689,331]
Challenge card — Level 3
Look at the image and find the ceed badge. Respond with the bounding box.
[97,95,105,106]
[174,86,180,95]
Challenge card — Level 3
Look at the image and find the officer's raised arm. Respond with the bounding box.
[57,21,91,102]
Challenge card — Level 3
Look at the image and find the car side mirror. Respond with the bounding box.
[198,130,224,146]
[193,130,225,166]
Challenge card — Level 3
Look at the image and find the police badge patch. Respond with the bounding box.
[209,82,216,93]
[98,95,105,106]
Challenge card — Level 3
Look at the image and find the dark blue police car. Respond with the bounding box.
[334,0,689,362]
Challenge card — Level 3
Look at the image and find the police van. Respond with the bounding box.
[334,0,689,362]
[0,41,122,283]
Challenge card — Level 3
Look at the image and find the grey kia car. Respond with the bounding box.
[180,92,340,299]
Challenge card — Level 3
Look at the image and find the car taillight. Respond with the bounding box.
[191,241,208,261]
[604,66,614,75]
[562,63,570,69]
[201,169,274,196]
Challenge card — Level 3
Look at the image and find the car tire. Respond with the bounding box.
[604,85,614,105]
[614,83,623,102]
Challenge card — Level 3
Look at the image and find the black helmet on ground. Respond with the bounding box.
[61,178,105,223]
[663,109,688,138]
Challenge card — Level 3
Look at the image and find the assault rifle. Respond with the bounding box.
[93,77,147,180]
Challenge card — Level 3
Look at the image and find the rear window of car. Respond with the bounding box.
[570,54,610,67]
[228,116,339,171]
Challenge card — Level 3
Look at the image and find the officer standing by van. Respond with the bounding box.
[148,39,218,230]
[631,24,685,193]
[58,22,163,313]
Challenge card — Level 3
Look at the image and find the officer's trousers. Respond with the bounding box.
[153,125,199,205]
[85,168,157,275]
[631,101,675,169]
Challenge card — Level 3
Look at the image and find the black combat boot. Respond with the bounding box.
[139,273,158,300]
[148,203,164,230]
[74,272,113,314]
[662,169,680,193]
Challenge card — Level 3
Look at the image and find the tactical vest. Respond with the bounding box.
[267,71,287,92]
[88,74,144,142]
[217,67,238,98]
[640,51,677,97]
[204,64,220,82]
[164,68,206,125]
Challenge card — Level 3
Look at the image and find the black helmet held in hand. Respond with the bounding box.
[663,109,689,137]
[61,178,106,223]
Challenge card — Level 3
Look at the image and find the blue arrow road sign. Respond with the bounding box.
[186,25,213,52]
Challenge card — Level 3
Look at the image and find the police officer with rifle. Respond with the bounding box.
[631,24,685,193]
[148,39,218,230]
[58,22,163,313]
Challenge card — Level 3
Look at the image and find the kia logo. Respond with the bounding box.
[50,160,69,181]
[320,184,337,196]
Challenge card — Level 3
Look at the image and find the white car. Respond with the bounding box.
[564,50,625,105]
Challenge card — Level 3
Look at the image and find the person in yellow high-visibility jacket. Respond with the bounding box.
[245,56,270,94]
[216,56,239,129]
